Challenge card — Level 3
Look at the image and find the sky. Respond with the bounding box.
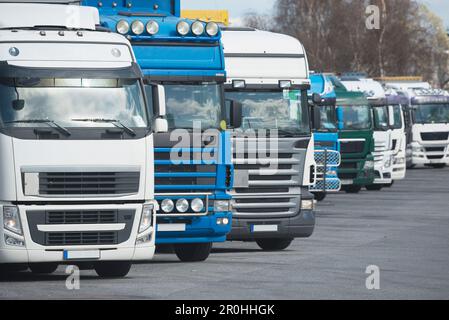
[182,0,449,28]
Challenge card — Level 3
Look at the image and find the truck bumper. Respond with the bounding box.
[156,211,232,244]
[411,142,449,165]
[227,210,315,241]
[0,203,156,264]
[392,155,406,180]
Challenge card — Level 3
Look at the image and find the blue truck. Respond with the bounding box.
[308,74,341,201]
[82,0,235,261]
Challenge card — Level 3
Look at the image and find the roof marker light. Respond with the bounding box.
[131,20,145,35]
[146,20,159,35]
[192,20,205,36]
[177,21,190,36]
[116,20,130,35]
[206,22,219,36]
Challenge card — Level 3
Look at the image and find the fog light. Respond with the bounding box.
[301,199,315,210]
[217,217,230,225]
[136,234,151,245]
[191,198,204,213]
[214,200,230,212]
[161,199,174,213]
[4,235,24,247]
[176,199,189,213]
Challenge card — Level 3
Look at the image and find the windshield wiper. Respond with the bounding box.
[276,129,307,137]
[71,118,136,136]
[4,119,71,136]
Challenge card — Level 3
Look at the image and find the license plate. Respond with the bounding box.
[157,224,186,232]
[340,179,353,185]
[251,225,278,232]
[63,250,100,261]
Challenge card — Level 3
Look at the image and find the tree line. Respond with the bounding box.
[243,0,449,88]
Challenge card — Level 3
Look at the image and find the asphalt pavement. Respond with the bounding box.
[1,166,448,300]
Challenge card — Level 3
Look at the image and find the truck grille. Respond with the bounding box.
[229,136,308,218]
[46,210,117,224]
[26,209,135,247]
[421,132,449,141]
[38,172,140,195]
[46,232,117,246]
[340,140,365,154]
[425,147,445,152]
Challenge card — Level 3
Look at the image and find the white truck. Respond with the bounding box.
[0,3,167,277]
[222,28,316,251]
[383,81,449,168]
[340,77,394,189]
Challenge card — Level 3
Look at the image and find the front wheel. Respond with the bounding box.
[29,263,59,274]
[313,192,326,202]
[366,184,383,191]
[256,238,293,251]
[94,261,132,278]
[342,185,362,194]
[174,243,212,262]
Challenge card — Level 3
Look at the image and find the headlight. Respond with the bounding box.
[176,199,189,213]
[3,206,22,235]
[301,199,315,211]
[116,20,130,35]
[161,199,174,213]
[412,146,424,153]
[214,200,230,212]
[191,198,204,213]
[139,204,153,233]
[205,22,219,36]
[363,160,374,170]
[131,20,145,35]
[191,20,205,36]
[177,21,190,36]
[146,20,159,35]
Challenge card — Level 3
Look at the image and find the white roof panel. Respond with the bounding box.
[0,3,99,30]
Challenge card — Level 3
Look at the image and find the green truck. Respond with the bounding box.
[333,83,375,193]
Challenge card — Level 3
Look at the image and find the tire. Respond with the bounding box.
[342,185,362,194]
[155,244,174,254]
[29,263,58,274]
[430,164,446,169]
[174,243,212,262]
[366,184,383,191]
[94,261,132,278]
[256,238,293,251]
[313,192,326,202]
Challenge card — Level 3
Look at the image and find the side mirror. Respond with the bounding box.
[227,99,243,129]
[154,118,168,133]
[312,93,322,104]
[154,84,166,117]
[12,99,25,111]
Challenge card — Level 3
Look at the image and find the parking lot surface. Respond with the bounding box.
[1,167,448,300]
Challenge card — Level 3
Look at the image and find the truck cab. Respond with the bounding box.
[222,28,316,251]
[340,77,394,190]
[384,82,449,168]
[81,0,234,262]
[329,76,375,193]
[0,3,166,277]
[308,74,341,201]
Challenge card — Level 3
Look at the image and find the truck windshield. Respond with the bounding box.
[413,104,449,124]
[164,83,222,130]
[372,106,390,131]
[339,105,372,130]
[391,105,403,129]
[0,78,148,128]
[226,90,310,135]
[314,105,337,132]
